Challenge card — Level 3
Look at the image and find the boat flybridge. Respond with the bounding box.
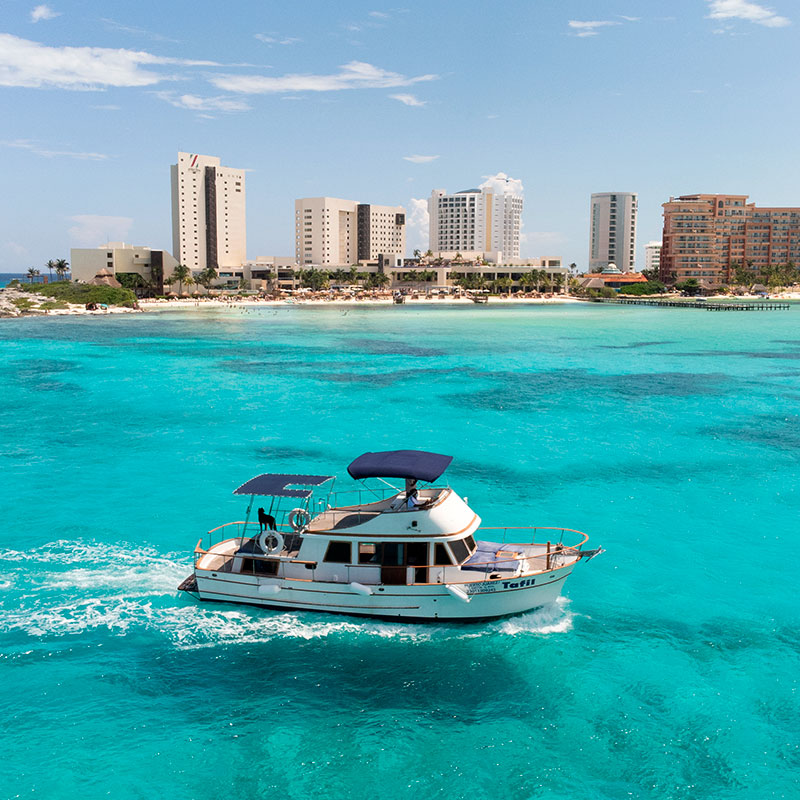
[178,450,602,621]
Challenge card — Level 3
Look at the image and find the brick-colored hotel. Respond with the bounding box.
[660,194,800,286]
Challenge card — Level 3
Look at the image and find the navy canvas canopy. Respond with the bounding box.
[347,450,453,483]
[233,474,333,498]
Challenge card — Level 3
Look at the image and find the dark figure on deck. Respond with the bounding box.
[258,508,277,532]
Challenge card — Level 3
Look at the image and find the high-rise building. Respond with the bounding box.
[660,194,800,285]
[294,197,405,266]
[644,241,662,275]
[589,192,637,272]
[171,152,246,272]
[428,185,523,258]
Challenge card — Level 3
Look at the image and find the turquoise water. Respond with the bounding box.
[1,304,799,799]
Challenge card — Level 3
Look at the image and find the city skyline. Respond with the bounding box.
[1,0,798,272]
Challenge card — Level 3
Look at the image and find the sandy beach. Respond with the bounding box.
[3,285,799,318]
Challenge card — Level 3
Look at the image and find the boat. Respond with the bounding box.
[177,450,601,621]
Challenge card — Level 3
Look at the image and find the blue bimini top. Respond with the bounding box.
[347,450,453,483]
[233,474,333,498]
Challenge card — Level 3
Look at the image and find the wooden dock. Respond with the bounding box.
[593,298,791,311]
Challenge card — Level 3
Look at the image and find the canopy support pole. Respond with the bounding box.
[243,494,255,542]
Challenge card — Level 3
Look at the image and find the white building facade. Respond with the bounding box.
[589,192,638,272]
[295,197,405,267]
[171,152,246,272]
[644,241,662,275]
[428,186,523,258]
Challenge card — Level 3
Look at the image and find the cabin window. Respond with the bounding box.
[324,541,351,563]
[358,543,379,564]
[406,542,428,566]
[434,543,453,565]
[241,558,278,576]
[449,537,471,564]
[382,542,404,566]
[463,535,476,554]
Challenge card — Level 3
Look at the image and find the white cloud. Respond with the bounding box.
[31,4,59,23]
[155,92,251,112]
[254,33,301,45]
[403,154,439,163]
[6,241,29,257]
[369,11,390,18]
[390,93,426,106]
[0,33,221,90]
[707,0,790,27]
[618,15,640,21]
[210,61,437,94]
[567,20,621,37]
[407,198,429,251]
[101,18,179,43]
[68,215,133,247]
[479,172,524,197]
[2,139,108,160]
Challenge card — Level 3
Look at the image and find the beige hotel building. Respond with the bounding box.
[660,194,800,285]
[171,152,247,272]
[295,197,406,267]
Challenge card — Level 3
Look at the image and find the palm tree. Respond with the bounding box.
[170,264,191,295]
[54,258,69,282]
[45,260,57,281]
[27,267,39,283]
[413,249,421,260]
[196,266,218,292]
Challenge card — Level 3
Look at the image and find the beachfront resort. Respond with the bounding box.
[4,150,800,315]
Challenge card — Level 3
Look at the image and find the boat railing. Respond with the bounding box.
[203,520,299,551]
[194,524,590,585]
[321,484,449,510]
[478,526,589,548]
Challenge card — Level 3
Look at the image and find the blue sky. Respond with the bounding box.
[1,0,797,272]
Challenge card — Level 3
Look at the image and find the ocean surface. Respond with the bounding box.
[1,303,798,799]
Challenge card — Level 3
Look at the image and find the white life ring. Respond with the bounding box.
[258,531,284,554]
[288,508,311,532]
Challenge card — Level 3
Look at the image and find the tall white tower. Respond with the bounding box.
[171,152,246,271]
[589,192,637,272]
[428,184,522,258]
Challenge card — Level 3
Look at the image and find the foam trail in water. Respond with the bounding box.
[1,539,576,647]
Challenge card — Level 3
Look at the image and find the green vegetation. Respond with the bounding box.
[116,272,148,290]
[12,297,34,311]
[587,287,617,299]
[298,268,329,290]
[674,278,701,296]
[618,280,667,295]
[196,266,218,291]
[39,300,70,310]
[18,280,137,307]
[729,260,799,289]
[165,264,191,294]
[54,258,69,281]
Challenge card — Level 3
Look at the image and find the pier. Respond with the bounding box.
[592,298,791,311]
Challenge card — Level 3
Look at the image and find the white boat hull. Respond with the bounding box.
[192,563,576,621]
